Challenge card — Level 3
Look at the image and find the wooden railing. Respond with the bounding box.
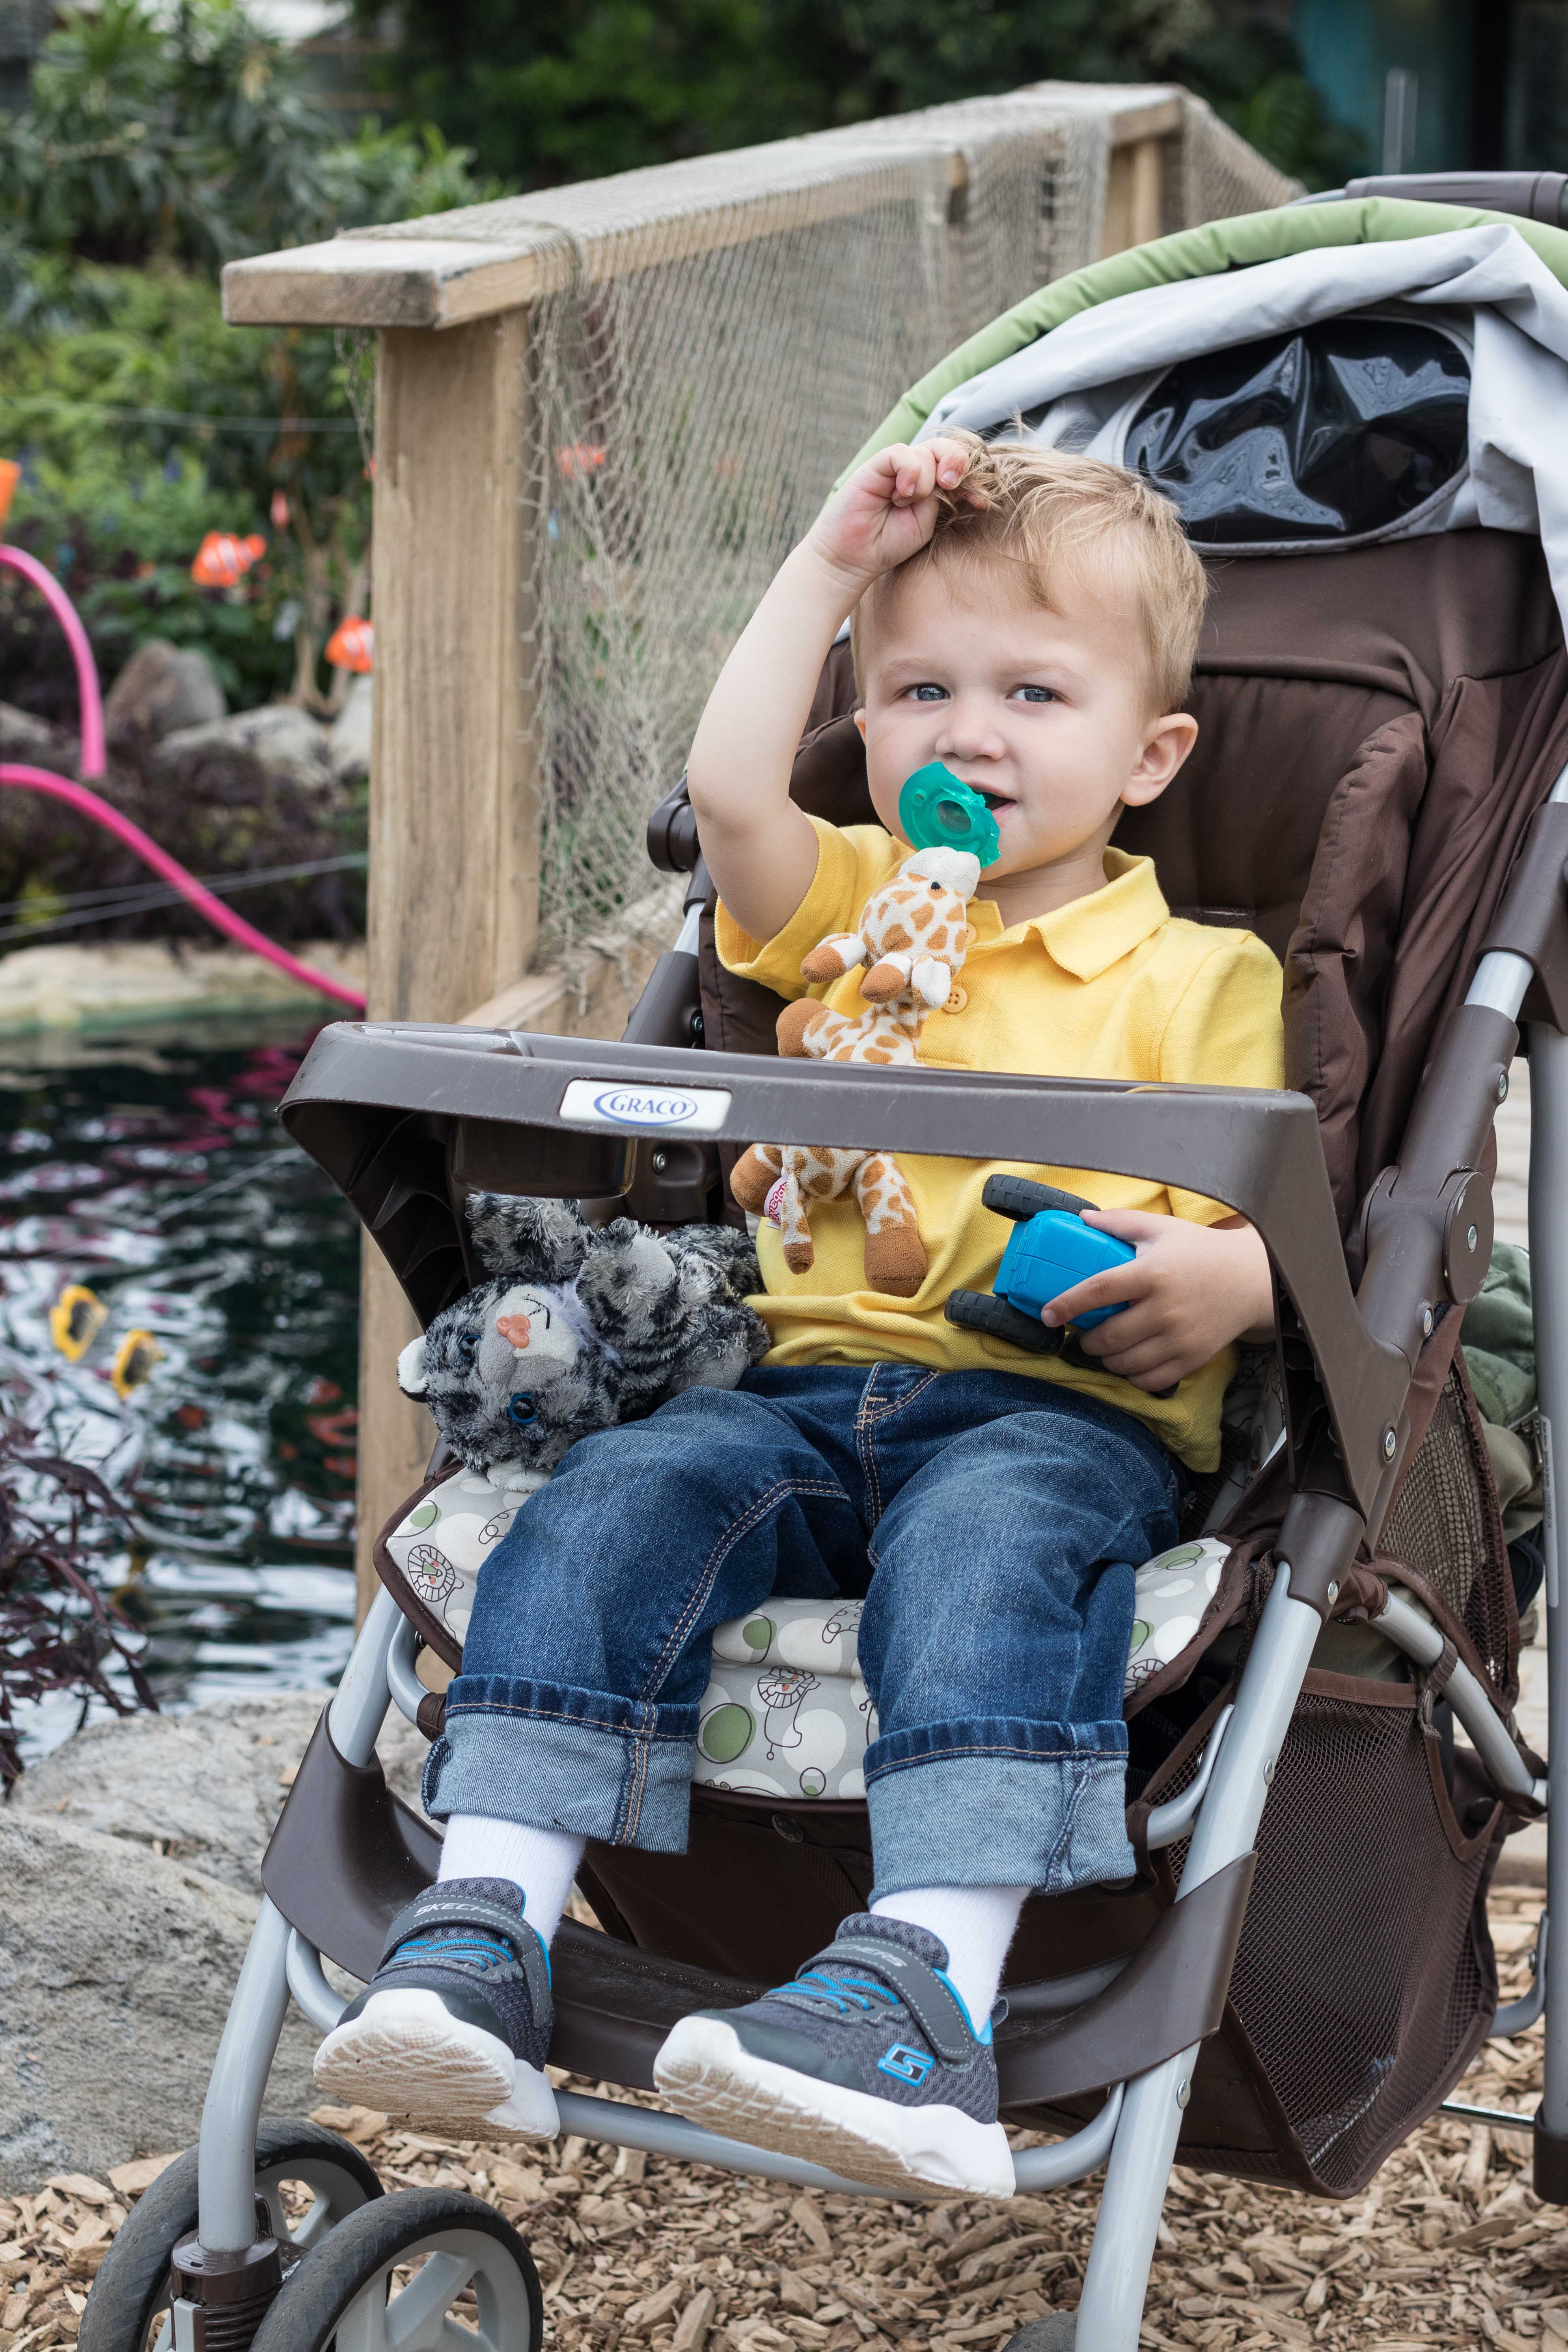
[222,82,1290,1606]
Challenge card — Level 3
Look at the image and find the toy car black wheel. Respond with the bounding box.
[249,2186,543,2352]
[78,2115,383,2352]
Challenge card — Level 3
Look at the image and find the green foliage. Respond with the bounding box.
[0,2,502,721]
[355,0,1363,193]
[0,0,505,273]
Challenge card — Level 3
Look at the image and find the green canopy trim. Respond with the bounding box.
[842,197,1568,484]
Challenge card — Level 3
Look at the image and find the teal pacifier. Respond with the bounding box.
[897,761,1001,870]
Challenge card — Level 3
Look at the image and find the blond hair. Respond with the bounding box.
[850,432,1208,714]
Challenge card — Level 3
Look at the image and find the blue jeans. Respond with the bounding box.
[423,1365,1186,1896]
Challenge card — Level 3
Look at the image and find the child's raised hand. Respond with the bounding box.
[807,436,975,591]
[1039,1210,1274,1394]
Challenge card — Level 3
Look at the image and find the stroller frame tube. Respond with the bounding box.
[197,1899,294,2251]
[195,1588,401,2250]
[1078,1564,1326,2348]
[1533,1020,1568,2161]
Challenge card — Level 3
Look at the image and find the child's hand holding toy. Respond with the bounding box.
[1042,1208,1274,1394]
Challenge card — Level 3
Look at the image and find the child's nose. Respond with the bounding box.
[934,711,1004,762]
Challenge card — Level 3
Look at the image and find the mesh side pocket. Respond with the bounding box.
[1220,1677,1498,2195]
[1378,1361,1516,1702]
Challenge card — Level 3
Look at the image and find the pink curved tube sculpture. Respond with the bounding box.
[0,542,367,1012]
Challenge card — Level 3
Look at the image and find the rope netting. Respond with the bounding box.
[361,91,1296,959]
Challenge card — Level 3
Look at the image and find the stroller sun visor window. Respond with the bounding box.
[1123,320,1470,546]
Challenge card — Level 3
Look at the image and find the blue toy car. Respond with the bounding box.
[945,1173,1134,1354]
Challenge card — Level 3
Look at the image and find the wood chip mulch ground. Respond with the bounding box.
[0,1883,1557,2351]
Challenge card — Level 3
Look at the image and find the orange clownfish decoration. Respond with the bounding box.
[556,443,607,479]
[325,615,373,673]
[191,531,266,588]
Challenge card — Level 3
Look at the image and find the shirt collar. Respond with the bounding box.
[966,849,1170,979]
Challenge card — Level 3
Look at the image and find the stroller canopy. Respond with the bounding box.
[852,201,1568,638]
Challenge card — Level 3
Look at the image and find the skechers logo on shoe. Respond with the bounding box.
[876,2044,934,2087]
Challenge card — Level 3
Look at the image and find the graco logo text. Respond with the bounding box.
[593,1088,701,1126]
[559,1077,731,1135]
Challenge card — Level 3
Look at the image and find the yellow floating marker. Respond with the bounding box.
[111,1329,164,1399]
[49,1282,107,1362]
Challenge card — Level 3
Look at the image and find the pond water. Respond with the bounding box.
[0,1012,363,1763]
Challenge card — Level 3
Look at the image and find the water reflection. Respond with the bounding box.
[0,1014,361,1761]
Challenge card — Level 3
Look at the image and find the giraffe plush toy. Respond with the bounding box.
[731,846,981,1297]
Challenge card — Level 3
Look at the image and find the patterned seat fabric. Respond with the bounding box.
[381,1473,1229,1801]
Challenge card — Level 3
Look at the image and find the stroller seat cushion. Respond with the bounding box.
[382,1469,533,1653]
[379,1473,1229,1797]
[693,1541,1230,1799]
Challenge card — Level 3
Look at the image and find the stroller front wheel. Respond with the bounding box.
[78,2116,384,2352]
[248,2186,543,2351]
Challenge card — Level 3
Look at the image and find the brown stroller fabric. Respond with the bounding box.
[376,528,1554,2197]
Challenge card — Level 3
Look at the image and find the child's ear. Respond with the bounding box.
[854,708,867,743]
[1122,711,1199,809]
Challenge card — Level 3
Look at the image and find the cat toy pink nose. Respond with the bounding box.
[496,1313,532,1348]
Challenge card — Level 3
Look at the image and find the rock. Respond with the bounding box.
[11,1689,429,1892]
[104,641,225,747]
[0,1810,324,2192]
[156,704,337,796]
[0,700,72,768]
[0,937,368,1039]
[331,673,372,779]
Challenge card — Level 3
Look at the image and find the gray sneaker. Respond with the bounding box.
[313,1878,558,2139]
[653,1913,1014,2197]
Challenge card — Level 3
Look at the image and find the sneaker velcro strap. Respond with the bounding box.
[806,1935,974,2063]
[380,1890,550,2015]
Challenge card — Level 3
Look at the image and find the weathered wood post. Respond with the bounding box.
[358,313,538,1607]
[1095,96,1181,255]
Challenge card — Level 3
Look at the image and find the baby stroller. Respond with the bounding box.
[80,173,1568,2352]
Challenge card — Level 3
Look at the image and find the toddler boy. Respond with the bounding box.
[316,434,1283,2198]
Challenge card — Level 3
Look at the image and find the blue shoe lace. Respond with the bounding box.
[391,1930,518,1976]
[776,1968,902,2019]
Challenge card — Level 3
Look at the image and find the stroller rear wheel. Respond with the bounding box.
[248,2186,543,2350]
[78,2115,384,2352]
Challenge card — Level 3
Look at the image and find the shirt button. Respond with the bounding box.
[943,984,969,1014]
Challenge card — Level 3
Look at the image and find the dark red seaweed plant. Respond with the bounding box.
[0,1416,155,1784]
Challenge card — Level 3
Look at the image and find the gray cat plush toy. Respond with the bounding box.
[397,1193,770,1487]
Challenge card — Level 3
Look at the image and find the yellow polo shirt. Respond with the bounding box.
[716,819,1285,1471]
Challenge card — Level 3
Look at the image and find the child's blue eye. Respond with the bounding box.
[507,1393,537,1425]
[1014,685,1056,703]
[910,683,947,701]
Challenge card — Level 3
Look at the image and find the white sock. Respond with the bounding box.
[871,1885,1028,2031]
[438,1815,586,1947]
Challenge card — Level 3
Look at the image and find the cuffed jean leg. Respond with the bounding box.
[856,1388,1184,1896]
[422,1382,865,1849]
